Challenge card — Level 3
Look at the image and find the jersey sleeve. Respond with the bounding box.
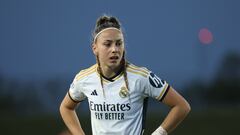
[68,76,86,102]
[143,71,170,102]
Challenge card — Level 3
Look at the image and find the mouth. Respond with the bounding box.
[110,56,119,59]
[109,56,119,62]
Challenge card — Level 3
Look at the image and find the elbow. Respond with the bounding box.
[59,102,64,114]
[183,101,191,115]
[59,101,76,114]
[59,101,67,115]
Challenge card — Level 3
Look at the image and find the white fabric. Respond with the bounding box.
[69,63,169,135]
[151,126,168,135]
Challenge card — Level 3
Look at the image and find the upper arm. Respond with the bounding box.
[60,92,80,110]
[162,87,190,109]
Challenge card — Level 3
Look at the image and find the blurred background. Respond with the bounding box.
[0,0,239,134]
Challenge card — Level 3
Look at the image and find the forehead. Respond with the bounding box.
[97,29,124,41]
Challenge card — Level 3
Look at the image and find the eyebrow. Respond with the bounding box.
[104,39,122,42]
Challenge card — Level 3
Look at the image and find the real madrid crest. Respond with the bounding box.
[119,86,129,98]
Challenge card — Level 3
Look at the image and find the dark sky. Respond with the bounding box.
[0,0,240,87]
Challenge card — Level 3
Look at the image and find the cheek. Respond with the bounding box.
[98,48,108,58]
[94,44,104,56]
[120,47,125,54]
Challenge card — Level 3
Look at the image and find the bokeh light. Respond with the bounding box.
[198,28,213,44]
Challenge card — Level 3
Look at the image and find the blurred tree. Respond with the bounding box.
[0,75,42,115]
[184,79,209,109]
[16,82,43,114]
[184,51,240,108]
[45,79,63,99]
[0,76,18,114]
[43,78,70,113]
[216,52,240,80]
[206,52,240,106]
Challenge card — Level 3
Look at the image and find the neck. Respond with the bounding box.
[99,64,123,79]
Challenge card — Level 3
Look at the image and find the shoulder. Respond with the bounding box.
[126,62,150,78]
[74,64,97,82]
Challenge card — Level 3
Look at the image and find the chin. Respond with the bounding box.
[108,62,121,68]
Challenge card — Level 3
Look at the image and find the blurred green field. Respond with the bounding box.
[0,109,239,135]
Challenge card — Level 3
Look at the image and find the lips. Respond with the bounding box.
[110,56,119,60]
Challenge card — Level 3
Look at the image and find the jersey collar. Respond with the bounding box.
[96,64,124,83]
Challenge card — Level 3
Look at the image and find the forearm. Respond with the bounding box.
[161,104,190,133]
[60,105,85,135]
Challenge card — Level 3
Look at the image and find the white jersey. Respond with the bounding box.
[68,63,170,135]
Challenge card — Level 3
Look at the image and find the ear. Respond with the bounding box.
[92,43,98,55]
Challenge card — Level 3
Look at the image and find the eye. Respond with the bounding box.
[116,41,122,46]
[103,42,111,47]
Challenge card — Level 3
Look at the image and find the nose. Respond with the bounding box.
[111,44,119,53]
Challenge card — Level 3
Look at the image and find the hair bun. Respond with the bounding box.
[96,16,109,27]
[93,15,122,42]
[96,15,120,29]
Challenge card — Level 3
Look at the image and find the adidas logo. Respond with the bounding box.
[91,89,98,96]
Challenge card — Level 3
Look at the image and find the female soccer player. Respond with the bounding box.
[60,15,190,135]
